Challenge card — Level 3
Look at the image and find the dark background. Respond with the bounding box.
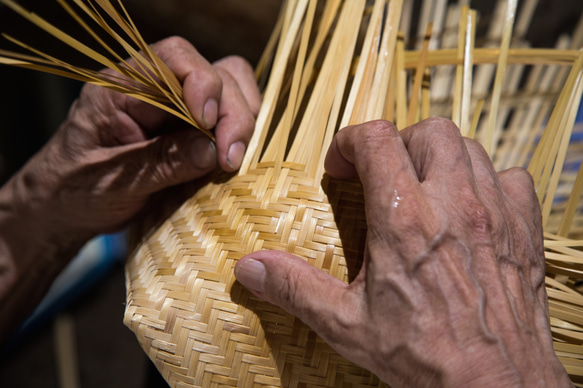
[0,0,581,387]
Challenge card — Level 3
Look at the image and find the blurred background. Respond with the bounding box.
[0,0,581,387]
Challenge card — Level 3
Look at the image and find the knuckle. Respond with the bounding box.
[419,117,461,138]
[459,189,491,235]
[352,120,399,148]
[238,112,256,137]
[277,266,304,312]
[216,55,253,72]
[148,137,184,184]
[159,35,192,51]
[463,138,489,159]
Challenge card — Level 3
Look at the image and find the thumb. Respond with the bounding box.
[234,250,360,338]
[133,130,217,194]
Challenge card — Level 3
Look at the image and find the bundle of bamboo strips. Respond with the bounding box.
[2,0,583,387]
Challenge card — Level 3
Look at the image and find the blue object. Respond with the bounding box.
[2,231,127,354]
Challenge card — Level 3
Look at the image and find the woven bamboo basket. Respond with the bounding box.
[2,0,583,387]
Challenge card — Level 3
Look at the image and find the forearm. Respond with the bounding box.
[0,154,86,343]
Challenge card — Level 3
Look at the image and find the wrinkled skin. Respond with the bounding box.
[0,36,261,341]
[235,118,572,387]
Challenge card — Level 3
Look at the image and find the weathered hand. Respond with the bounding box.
[0,36,260,340]
[235,118,571,387]
[4,36,260,246]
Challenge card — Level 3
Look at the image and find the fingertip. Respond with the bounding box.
[324,134,358,179]
[226,141,246,171]
[202,98,219,129]
[235,257,266,294]
[190,135,217,170]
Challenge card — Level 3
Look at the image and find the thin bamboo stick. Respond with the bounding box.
[460,10,476,136]
[482,0,518,156]
[452,6,468,128]
[407,23,432,127]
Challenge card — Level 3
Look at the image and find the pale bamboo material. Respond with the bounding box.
[2,0,583,387]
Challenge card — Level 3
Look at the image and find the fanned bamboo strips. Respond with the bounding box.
[0,0,124,73]
[407,23,432,127]
[482,0,518,156]
[0,0,213,137]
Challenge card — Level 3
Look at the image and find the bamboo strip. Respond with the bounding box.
[241,0,309,173]
[407,23,432,127]
[540,75,583,226]
[482,0,518,156]
[467,99,484,140]
[339,0,384,127]
[460,10,476,136]
[451,6,468,128]
[395,32,407,128]
[365,0,403,122]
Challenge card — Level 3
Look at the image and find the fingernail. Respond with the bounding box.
[190,136,217,169]
[235,258,265,293]
[227,141,246,170]
[202,98,218,129]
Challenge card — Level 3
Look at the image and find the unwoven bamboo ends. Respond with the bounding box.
[2,0,583,387]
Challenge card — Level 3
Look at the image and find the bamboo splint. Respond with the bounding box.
[2,0,583,387]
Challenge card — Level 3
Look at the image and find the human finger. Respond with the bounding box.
[212,66,257,172]
[108,128,217,196]
[327,120,419,212]
[213,56,262,116]
[399,117,476,188]
[150,36,223,130]
[234,250,366,356]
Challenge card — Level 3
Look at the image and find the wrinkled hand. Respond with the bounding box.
[0,36,260,340]
[235,118,571,387]
[7,36,261,247]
